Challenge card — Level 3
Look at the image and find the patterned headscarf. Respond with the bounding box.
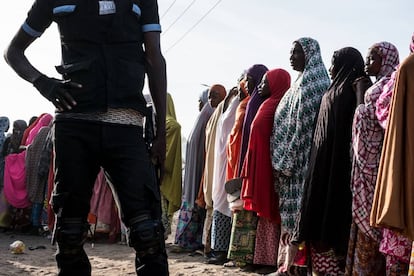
[370,41,399,79]
[272,37,330,174]
[271,37,330,232]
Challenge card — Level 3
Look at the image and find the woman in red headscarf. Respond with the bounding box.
[241,68,291,269]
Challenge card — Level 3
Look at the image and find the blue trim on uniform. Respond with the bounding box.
[22,22,42,37]
[132,4,141,16]
[53,5,76,14]
[142,24,161,33]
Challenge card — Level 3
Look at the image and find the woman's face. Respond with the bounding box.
[329,55,337,80]
[365,47,382,76]
[208,90,221,108]
[290,42,306,72]
[257,74,270,98]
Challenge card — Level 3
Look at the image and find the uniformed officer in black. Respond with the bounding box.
[4,0,168,275]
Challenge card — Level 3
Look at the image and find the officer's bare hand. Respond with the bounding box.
[33,75,81,111]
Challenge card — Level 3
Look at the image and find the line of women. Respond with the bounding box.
[173,33,414,276]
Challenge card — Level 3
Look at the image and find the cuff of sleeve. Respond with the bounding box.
[22,22,43,37]
[142,24,161,33]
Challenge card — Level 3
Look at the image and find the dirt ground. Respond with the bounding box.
[0,212,263,276]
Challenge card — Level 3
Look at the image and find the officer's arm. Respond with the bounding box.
[4,27,78,111]
[144,31,167,168]
[144,31,166,139]
[4,27,43,83]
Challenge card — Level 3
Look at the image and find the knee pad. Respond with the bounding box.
[127,214,163,257]
[55,218,89,255]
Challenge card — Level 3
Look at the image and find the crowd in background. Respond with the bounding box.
[1,33,414,276]
[171,34,414,276]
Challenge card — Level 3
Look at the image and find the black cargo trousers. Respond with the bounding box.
[51,119,168,275]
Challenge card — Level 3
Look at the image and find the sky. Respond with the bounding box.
[0,0,413,138]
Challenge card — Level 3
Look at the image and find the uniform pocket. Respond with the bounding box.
[55,58,99,102]
[55,59,92,75]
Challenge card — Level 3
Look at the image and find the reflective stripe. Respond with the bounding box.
[132,4,141,16]
[22,22,42,37]
[53,5,76,14]
[142,24,161,33]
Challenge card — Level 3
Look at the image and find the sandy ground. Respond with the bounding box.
[0,213,263,276]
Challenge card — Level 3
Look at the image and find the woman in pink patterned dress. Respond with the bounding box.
[346,42,399,276]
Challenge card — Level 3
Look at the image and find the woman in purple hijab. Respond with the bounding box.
[238,64,269,176]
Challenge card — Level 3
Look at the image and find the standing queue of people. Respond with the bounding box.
[0,115,124,243]
[172,34,414,276]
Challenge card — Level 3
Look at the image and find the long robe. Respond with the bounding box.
[175,103,214,249]
[298,47,365,256]
[212,96,239,217]
[271,38,330,234]
[202,102,224,209]
[241,68,290,222]
[180,103,214,206]
[370,54,414,240]
[346,41,399,276]
[226,96,249,181]
[238,64,268,176]
[241,68,291,266]
[351,42,399,242]
[160,93,182,216]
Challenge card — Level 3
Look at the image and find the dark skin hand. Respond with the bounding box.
[4,28,80,111]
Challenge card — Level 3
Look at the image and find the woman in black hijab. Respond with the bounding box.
[296,47,370,275]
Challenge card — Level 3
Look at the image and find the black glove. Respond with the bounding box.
[33,74,81,111]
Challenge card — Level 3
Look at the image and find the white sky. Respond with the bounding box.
[0,0,413,137]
